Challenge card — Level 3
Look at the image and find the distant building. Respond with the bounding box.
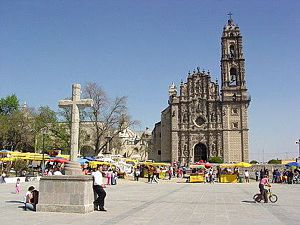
[116,127,152,160]
[151,18,251,164]
[76,122,151,159]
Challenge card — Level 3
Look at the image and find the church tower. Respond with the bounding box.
[220,15,251,163]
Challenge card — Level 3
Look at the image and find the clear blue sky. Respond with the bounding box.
[1,1,299,161]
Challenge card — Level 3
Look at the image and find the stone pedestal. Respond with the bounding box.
[64,161,83,175]
[37,175,94,214]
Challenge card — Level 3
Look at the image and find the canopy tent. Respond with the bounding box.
[21,155,50,161]
[56,154,70,159]
[89,161,114,168]
[84,156,95,161]
[190,164,205,169]
[220,162,252,168]
[234,162,252,168]
[195,162,212,168]
[111,154,123,158]
[140,162,170,167]
[131,154,141,159]
[219,163,237,168]
[1,152,50,161]
[286,162,300,167]
[77,158,90,165]
[48,157,69,164]
[0,149,11,153]
[0,157,17,162]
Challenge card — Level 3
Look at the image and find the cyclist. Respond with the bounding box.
[259,174,270,203]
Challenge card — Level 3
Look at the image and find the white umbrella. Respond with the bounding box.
[131,154,141,159]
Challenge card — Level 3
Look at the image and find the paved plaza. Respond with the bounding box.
[0,178,299,225]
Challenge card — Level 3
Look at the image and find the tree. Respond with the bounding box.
[50,109,71,152]
[208,156,223,163]
[32,106,57,152]
[1,108,35,151]
[250,160,258,164]
[268,159,281,164]
[53,107,90,154]
[13,159,28,176]
[82,82,139,156]
[0,94,21,149]
[0,94,19,115]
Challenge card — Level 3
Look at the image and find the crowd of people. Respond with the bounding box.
[254,168,300,184]
[2,159,300,212]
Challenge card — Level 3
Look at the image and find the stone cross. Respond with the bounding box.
[58,84,93,162]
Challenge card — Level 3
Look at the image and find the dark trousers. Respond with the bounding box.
[259,184,268,203]
[93,185,106,208]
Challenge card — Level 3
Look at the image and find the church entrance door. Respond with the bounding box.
[194,143,207,162]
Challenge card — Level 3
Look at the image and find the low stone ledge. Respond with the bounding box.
[40,175,93,181]
[37,175,94,214]
[37,204,94,214]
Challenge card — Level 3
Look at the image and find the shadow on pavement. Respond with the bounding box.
[241,200,257,204]
[5,200,24,204]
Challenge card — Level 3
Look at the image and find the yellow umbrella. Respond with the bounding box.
[235,162,252,168]
[89,161,113,168]
[56,154,70,159]
[219,163,236,168]
[0,157,17,162]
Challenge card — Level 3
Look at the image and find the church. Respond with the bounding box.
[151,17,251,164]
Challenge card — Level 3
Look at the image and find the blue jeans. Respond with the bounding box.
[25,203,35,211]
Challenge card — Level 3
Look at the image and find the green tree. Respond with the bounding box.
[208,156,223,163]
[0,94,19,115]
[33,106,58,152]
[250,160,258,164]
[13,159,28,176]
[0,109,35,151]
[268,159,281,164]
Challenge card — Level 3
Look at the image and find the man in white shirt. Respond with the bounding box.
[92,166,107,211]
[53,168,63,175]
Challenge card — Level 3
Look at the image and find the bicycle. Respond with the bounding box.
[253,185,278,203]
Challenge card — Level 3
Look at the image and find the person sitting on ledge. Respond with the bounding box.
[25,186,39,211]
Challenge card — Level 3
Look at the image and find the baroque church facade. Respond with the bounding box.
[151,18,251,164]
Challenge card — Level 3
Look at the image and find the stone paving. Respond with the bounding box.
[0,178,299,225]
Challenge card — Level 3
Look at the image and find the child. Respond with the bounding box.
[15,178,21,194]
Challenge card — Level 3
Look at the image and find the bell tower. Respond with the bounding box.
[221,14,250,163]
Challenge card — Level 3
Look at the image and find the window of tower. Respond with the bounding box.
[194,116,206,127]
[229,68,237,86]
[232,122,238,129]
[229,45,235,58]
[231,108,238,115]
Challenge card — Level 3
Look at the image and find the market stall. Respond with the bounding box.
[188,164,205,183]
[219,164,238,183]
[219,162,252,183]
[140,162,170,179]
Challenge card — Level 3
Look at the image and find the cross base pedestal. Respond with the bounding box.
[37,175,94,214]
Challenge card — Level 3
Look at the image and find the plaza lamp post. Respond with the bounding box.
[41,127,48,175]
[296,139,300,160]
[105,136,112,154]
